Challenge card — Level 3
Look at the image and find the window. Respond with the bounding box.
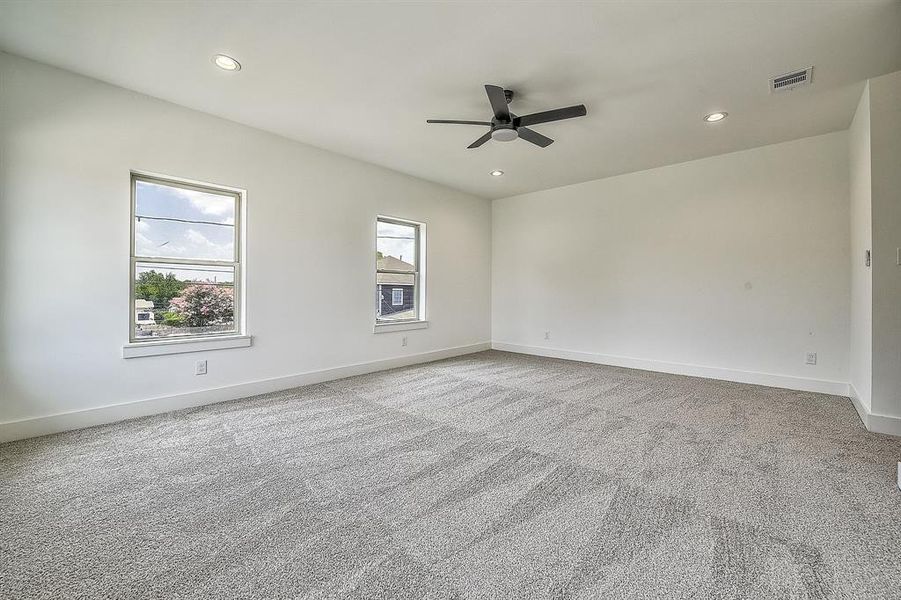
[376,216,423,324]
[130,173,242,342]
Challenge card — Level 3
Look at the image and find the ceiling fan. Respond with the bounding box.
[427,84,587,148]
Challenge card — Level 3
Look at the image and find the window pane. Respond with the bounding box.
[377,272,415,321]
[376,220,416,271]
[134,262,236,339]
[134,179,235,261]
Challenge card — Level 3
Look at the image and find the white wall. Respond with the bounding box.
[848,84,873,411]
[492,132,851,393]
[0,53,491,437]
[869,70,901,423]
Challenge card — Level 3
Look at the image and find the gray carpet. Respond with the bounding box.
[1,350,899,599]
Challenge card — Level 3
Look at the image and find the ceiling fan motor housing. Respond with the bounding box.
[491,92,517,141]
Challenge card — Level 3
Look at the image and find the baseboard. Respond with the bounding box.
[491,341,850,396]
[0,342,491,443]
[848,383,870,429]
[867,412,901,438]
[846,383,901,437]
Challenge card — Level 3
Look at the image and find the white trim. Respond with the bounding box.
[0,342,489,443]
[847,383,901,437]
[867,412,901,438]
[374,320,429,333]
[123,335,252,358]
[848,383,870,429]
[491,341,850,396]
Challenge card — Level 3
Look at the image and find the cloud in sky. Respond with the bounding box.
[135,180,236,261]
[178,188,235,220]
[140,181,235,223]
[377,221,417,265]
[134,220,233,261]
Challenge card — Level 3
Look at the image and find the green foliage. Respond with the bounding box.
[161,311,186,326]
[135,270,186,310]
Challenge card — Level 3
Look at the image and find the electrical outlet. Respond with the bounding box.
[805,352,817,366]
[195,359,207,375]
[401,336,408,347]
[544,331,550,340]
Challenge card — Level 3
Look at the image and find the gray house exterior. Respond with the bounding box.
[377,255,415,319]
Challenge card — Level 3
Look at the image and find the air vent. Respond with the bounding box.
[770,67,813,93]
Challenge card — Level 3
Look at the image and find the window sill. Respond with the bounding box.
[373,320,429,334]
[122,335,252,358]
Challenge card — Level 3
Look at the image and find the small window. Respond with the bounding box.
[376,216,423,323]
[130,173,242,342]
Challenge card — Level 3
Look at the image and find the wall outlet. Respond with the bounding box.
[195,359,208,375]
[805,352,817,365]
[401,336,408,347]
[544,331,550,340]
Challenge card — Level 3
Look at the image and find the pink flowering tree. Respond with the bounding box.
[168,285,234,327]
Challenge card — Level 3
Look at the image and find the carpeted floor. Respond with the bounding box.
[1,350,899,599]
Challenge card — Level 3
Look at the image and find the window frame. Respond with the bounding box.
[391,288,404,306]
[128,171,245,344]
[375,215,425,326]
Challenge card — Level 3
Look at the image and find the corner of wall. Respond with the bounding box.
[847,80,873,413]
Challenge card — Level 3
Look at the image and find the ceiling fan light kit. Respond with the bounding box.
[491,126,518,142]
[427,84,587,149]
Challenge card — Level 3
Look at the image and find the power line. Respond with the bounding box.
[136,215,233,227]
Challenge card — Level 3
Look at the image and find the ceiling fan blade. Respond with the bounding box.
[427,119,492,126]
[467,131,493,149]
[515,105,587,128]
[517,127,554,148]
[485,85,511,122]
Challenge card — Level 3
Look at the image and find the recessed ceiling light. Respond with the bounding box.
[490,170,504,177]
[704,112,728,123]
[212,54,241,71]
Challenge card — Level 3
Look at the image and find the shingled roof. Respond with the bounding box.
[377,255,415,285]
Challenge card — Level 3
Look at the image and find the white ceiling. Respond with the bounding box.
[1,1,900,199]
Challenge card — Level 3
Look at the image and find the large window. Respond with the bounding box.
[376,216,423,323]
[130,173,242,342]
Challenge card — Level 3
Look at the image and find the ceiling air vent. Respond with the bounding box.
[770,67,813,93]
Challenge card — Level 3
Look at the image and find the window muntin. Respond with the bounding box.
[130,174,242,342]
[376,217,421,323]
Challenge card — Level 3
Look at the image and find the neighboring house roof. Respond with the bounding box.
[135,299,155,310]
[377,255,414,285]
[377,255,414,271]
